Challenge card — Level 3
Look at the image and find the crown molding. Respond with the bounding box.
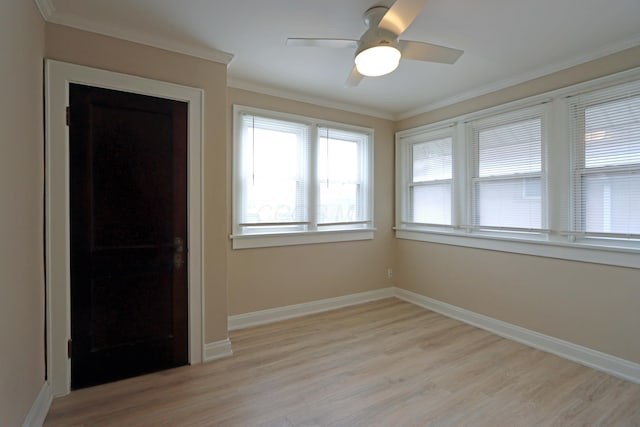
[397,34,640,121]
[227,78,395,121]
[34,0,55,19]
[38,7,233,65]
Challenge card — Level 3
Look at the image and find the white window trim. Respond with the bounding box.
[466,103,549,232]
[396,124,456,230]
[566,80,640,240]
[231,229,376,249]
[395,67,640,270]
[232,105,375,249]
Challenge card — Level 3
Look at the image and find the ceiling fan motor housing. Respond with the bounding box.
[355,28,400,56]
[356,6,401,56]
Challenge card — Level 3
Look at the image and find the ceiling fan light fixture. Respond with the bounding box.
[355,45,401,77]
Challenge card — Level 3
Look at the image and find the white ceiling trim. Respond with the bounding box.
[398,34,640,120]
[228,78,395,121]
[34,0,55,19]
[37,6,234,65]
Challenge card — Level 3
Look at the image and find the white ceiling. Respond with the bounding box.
[39,0,640,119]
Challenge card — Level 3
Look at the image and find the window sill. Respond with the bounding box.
[395,228,640,269]
[231,228,376,249]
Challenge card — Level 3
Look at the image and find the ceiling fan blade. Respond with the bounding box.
[378,0,429,35]
[399,40,463,64]
[345,66,364,87]
[286,38,358,49]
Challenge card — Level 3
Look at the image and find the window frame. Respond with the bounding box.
[395,67,640,269]
[232,105,374,249]
[316,126,371,230]
[567,82,640,247]
[396,124,457,232]
[467,105,549,234]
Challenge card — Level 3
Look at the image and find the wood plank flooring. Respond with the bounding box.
[45,298,640,426]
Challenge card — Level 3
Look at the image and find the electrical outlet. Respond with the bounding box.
[387,268,393,279]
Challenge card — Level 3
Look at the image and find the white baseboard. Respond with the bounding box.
[394,287,640,384]
[22,381,52,427]
[203,339,233,362]
[228,287,394,331]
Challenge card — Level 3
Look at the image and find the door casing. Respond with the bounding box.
[45,60,205,397]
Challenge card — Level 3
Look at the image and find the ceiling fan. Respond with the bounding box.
[286,0,463,87]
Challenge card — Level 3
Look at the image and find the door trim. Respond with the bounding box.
[45,60,205,396]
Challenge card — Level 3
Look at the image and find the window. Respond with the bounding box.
[233,106,374,248]
[236,114,310,234]
[468,107,545,232]
[317,128,370,228]
[411,137,453,225]
[397,126,454,230]
[395,69,640,269]
[569,80,640,240]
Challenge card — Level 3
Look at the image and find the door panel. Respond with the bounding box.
[69,83,188,389]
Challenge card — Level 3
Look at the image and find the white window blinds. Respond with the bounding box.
[233,106,374,245]
[410,136,453,225]
[569,80,640,239]
[395,71,640,266]
[238,114,310,230]
[317,127,371,227]
[469,108,545,232]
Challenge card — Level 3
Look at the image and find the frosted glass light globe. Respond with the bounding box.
[355,45,401,77]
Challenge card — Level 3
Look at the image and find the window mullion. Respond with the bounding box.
[547,98,568,241]
[465,123,477,231]
[308,125,318,231]
[540,105,549,230]
[453,122,466,231]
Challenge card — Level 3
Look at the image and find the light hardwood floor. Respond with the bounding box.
[45,298,640,426]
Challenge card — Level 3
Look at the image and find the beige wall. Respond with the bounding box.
[0,1,46,425]
[45,24,230,342]
[395,46,640,364]
[226,89,395,314]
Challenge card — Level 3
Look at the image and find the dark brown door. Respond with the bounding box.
[69,83,188,389]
